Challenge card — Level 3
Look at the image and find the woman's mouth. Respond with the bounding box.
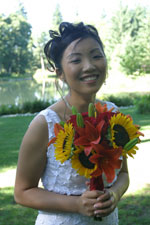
[80,75,98,82]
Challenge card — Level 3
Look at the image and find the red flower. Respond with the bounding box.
[74,120,105,156]
[90,143,122,183]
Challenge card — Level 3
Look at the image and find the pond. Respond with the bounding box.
[0,78,61,106]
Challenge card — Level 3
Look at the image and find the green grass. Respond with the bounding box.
[118,185,150,225]
[0,186,150,225]
[0,187,37,225]
[0,115,34,172]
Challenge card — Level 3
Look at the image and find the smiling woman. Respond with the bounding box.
[14,22,129,225]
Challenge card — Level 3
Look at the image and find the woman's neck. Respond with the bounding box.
[65,93,96,113]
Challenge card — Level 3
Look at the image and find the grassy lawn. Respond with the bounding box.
[118,185,150,225]
[0,115,34,172]
[0,187,37,225]
[0,106,150,225]
[0,186,150,225]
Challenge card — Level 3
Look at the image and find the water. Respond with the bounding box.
[0,78,60,106]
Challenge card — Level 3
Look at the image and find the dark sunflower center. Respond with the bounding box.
[113,124,130,147]
[62,137,67,152]
[79,151,95,169]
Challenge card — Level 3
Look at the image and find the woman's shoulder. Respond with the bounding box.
[35,99,64,124]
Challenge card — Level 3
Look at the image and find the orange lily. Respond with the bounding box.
[95,102,114,114]
[48,123,63,146]
[90,144,122,183]
[74,120,105,156]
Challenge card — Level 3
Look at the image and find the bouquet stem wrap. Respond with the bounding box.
[90,175,104,191]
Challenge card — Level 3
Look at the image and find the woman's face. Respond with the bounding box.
[59,37,107,97]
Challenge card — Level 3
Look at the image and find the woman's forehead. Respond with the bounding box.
[64,37,102,55]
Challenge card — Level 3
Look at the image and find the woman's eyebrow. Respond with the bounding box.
[67,53,81,59]
[90,48,101,53]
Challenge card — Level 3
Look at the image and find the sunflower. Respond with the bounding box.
[71,147,97,178]
[54,123,75,163]
[109,113,141,157]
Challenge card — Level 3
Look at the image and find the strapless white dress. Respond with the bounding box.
[35,101,120,225]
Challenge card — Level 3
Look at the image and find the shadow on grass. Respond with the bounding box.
[0,187,37,225]
[1,185,150,225]
[118,184,150,225]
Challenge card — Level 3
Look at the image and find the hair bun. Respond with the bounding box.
[49,30,60,39]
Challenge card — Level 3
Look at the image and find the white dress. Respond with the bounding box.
[35,101,120,225]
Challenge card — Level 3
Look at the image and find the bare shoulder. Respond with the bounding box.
[20,114,49,157]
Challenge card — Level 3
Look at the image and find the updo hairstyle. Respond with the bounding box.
[44,22,105,71]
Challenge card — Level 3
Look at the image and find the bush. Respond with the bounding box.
[135,94,150,114]
[0,99,56,116]
[0,104,21,116]
[102,93,134,107]
[21,99,55,113]
[101,92,149,107]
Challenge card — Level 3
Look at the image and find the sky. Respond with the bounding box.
[0,0,149,38]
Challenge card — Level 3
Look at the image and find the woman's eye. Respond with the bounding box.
[93,55,103,59]
[70,59,81,63]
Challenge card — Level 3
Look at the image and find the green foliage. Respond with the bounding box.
[0,99,56,116]
[135,95,150,114]
[106,4,150,75]
[21,99,55,113]
[0,13,34,75]
[0,104,21,115]
[52,3,63,31]
[101,92,142,107]
[33,32,49,69]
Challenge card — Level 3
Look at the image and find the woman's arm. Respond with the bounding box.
[14,115,100,216]
[93,157,129,217]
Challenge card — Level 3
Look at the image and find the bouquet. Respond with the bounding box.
[48,102,144,192]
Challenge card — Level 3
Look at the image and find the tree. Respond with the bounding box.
[120,15,150,75]
[33,31,49,68]
[52,4,63,31]
[106,4,150,75]
[0,13,34,75]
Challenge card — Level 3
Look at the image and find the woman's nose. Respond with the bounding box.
[82,59,95,72]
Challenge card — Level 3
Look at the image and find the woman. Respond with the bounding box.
[14,22,129,225]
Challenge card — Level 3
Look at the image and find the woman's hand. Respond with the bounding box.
[93,189,119,218]
[76,190,104,217]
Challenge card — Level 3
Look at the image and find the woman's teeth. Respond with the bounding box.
[81,75,97,81]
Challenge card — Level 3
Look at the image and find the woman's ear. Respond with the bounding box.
[56,68,63,79]
[56,68,66,83]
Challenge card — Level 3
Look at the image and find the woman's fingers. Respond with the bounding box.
[83,190,104,199]
[93,189,118,217]
[77,190,105,217]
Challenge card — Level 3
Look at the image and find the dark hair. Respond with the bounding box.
[44,22,105,71]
